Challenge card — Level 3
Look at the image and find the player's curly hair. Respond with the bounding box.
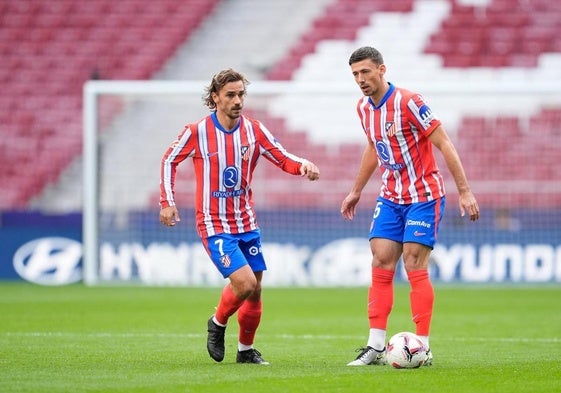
[348,46,384,66]
[203,68,250,110]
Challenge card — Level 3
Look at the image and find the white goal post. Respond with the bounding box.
[82,79,561,286]
[82,80,361,285]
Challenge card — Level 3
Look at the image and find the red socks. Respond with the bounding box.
[368,267,433,338]
[368,268,395,329]
[214,285,244,325]
[407,270,434,336]
[214,284,263,346]
[237,299,262,346]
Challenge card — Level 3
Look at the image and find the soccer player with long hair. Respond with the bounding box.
[159,68,320,364]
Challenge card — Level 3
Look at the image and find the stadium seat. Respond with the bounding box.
[0,0,221,209]
[425,0,561,69]
[260,0,561,208]
[3,0,560,211]
[265,0,413,80]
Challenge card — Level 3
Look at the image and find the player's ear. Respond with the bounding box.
[379,64,387,76]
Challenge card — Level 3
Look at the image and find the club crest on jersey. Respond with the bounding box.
[241,145,253,161]
[385,122,396,137]
[220,254,231,268]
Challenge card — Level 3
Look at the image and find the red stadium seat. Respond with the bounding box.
[265,0,413,81]
[0,0,221,209]
[424,0,561,68]
[454,108,561,208]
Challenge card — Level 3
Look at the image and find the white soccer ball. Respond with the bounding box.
[386,331,428,369]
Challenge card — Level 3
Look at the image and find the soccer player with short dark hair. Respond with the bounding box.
[342,46,479,366]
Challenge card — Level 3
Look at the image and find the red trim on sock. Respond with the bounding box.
[368,267,395,329]
[407,269,434,336]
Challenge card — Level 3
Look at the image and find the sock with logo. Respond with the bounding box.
[214,284,245,326]
[407,269,434,336]
[237,298,262,346]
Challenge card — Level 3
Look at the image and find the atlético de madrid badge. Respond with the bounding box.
[385,121,396,137]
[241,145,252,161]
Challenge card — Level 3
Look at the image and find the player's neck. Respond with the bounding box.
[215,111,239,131]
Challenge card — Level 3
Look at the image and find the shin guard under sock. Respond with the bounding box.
[237,299,262,346]
[407,269,434,337]
[215,285,245,326]
[368,267,395,330]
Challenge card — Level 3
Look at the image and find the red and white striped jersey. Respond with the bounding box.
[160,113,304,238]
[357,83,446,204]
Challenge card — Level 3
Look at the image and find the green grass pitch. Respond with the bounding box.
[1,282,560,393]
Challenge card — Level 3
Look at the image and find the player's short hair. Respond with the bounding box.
[348,46,384,66]
[203,68,250,110]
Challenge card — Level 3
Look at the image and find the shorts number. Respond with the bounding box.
[214,238,224,256]
[373,202,382,219]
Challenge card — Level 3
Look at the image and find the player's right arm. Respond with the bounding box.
[159,124,196,225]
[160,206,180,226]
[341,139,379,220]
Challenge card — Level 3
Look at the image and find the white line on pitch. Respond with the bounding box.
[2,332,561,343]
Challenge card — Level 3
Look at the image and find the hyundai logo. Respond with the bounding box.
[13,237,82,286]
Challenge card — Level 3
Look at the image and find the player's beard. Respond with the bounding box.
[228,105,242,120]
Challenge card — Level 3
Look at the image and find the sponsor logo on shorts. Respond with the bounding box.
[414,231,427,237]
[406,219,431,229]
[248,246,260,256]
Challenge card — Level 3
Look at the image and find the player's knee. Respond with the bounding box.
[372,255,397,270]
[235,278,259,299]
[402,252,429,271]
[403,244,431,270]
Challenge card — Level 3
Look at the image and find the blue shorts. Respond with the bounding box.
[202,229,267,278]
[368,196,446,248]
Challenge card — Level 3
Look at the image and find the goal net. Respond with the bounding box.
[83,80,561,286]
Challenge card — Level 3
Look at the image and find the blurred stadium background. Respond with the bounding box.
[1,0,560,286]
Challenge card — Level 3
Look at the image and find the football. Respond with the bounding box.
[386,331,428,369]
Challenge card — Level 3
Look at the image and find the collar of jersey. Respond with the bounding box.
[211,112,241,133]
[368,82,394,109]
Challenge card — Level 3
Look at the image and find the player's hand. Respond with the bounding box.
[459,191,480,222]
[341,192,360,220]
[160,206,181,226]
[300,160,320,181]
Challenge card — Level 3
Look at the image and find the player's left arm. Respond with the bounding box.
[429,126,480,221]
[256,121,320,181]
[298,159,320,181]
